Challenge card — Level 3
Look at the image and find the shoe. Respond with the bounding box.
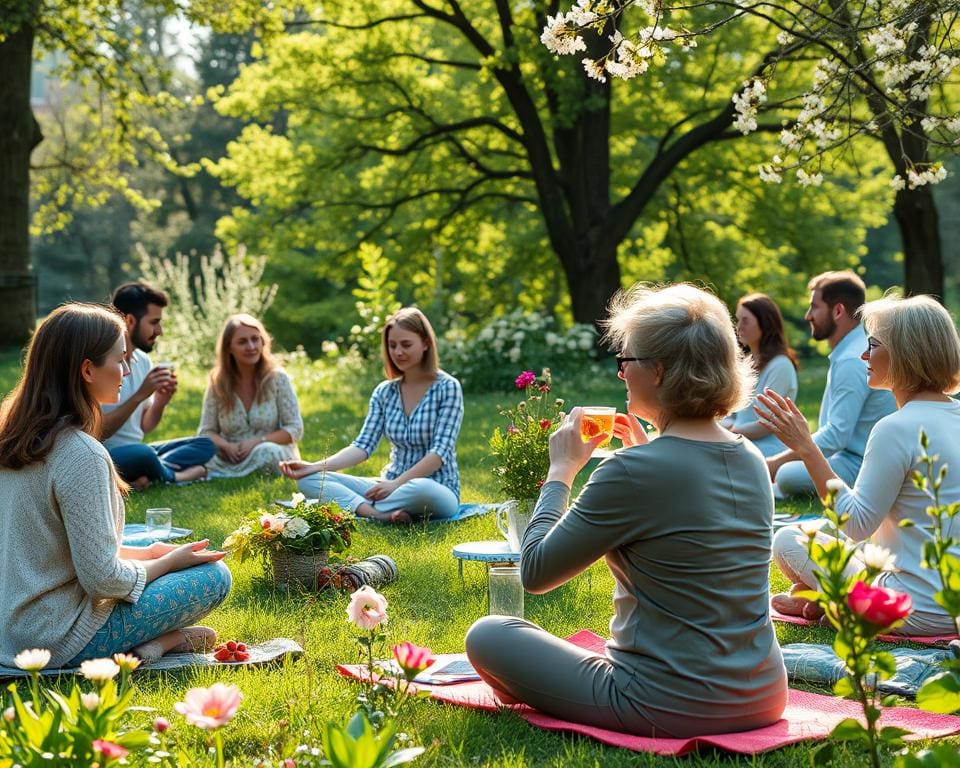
[171,626,218,653]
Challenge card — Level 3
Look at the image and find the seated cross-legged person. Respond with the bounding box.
[760,295,960,636]
[281,307,462,524]
[767,271,895,497]
[0,304,231,668]
[466,284,787,738]
[102,282,215,487]
[724,293,799,457]
[200,314,304,478]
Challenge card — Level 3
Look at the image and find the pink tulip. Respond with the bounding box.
[847,581,913,627]
[92,740,129,761]
[346,585,388,630]
[515,371,536,389]
[392,642,435,679]
[174,683,243,730]
[153,716,170,733]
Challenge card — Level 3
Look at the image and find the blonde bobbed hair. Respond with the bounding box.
[860,294,960,395]
[603,283,755,419]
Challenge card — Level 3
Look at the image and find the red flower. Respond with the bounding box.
[847,581,913,626]
[539,419,552,430]
[507,424,519,434]
[92,740,128,761]
[538,384,550,392]
[514,370,537,389]
[391,641,435,680]
[536,480,544,487]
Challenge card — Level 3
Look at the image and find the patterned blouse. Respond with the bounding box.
[352,370,463,498]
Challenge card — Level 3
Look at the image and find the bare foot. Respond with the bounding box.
[801,600,826,621]
[387,509,413,524]
[771,583,816,617]
[132,625,217,664]
[174,465,207,483]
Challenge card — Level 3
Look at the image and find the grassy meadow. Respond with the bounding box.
[2,347,939,766]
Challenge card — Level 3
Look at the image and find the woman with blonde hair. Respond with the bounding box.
[466,284,787,737]
[200,314,304,478]
[0,304,230,667]
[761,295,960,634]
[281,307,463,524]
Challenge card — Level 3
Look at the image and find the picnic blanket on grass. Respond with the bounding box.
[121,523,194,546]
[0,638,303,680]
[276,499,500,523]
[337,629,960,756]
[771,606,960,646]
[336,630,960,756]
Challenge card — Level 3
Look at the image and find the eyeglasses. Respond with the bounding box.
[616,356,650,374]
[866,337,884,352]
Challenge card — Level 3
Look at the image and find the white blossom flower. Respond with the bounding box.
[796,169,823,187]
[14,649,50,671]
[282,517,310,539]
[541,15,587,55]
[80,658,120,682]
[81,692,100,711]
[825,478,844,493]
[890,174,906,190]
[758,163,782,184]
[799,519,822,537]
[582,57,608,82]
[2,707,13,722]
[290,492,306,507]
[861,542,897,571]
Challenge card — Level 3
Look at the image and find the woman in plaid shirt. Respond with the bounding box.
[281,308,463,523]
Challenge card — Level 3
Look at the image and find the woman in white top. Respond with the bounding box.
[725,293,798,457]
[0,304,230,667]
[200,314,304,478]
[759,295,960,635]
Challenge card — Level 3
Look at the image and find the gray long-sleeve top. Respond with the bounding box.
[522,436,787,732]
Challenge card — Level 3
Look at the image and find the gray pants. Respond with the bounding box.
[465,616,784,738]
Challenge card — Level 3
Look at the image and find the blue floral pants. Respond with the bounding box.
[68,561,232,664]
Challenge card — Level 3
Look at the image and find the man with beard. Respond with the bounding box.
[101,282,215,487]
[766,271,895,496]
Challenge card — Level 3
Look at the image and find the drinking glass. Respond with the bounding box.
[145,508,173,538]
[488,566,524,618]
[581,406,616,449]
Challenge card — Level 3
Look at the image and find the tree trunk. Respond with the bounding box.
[893,185,943,300]
[0,13,42,347]
[557,240,622,326]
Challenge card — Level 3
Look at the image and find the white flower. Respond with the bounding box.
[259,512,286,533]
[861,542,897,571]
[890,174,906,190]
[290,492,306,506]
[582,57,607,82]
[3,707,14,722]
[14,649,50,671]
[798,519,822,537]
[825,478,844,493]
[80,658,120,682]
[796,169,823,187]
[81,692,100,711]
[282,517,310,539]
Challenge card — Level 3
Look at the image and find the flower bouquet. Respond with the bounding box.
[223,493,356,590]
[489,368,564,508]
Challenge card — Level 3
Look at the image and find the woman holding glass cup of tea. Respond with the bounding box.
[281,307,463,524]
[0,304,231,669]
[466,283,787,738]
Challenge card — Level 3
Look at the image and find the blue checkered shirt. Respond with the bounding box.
[352,370,463,499]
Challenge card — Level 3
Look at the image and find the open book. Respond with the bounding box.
[376,655,481,685]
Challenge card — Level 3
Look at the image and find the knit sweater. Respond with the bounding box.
[0,429,146,667]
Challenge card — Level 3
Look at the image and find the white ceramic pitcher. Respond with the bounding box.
[496,499,535,553]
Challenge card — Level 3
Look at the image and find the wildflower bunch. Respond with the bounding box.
[489,369,565,501]
[223,493,355,562]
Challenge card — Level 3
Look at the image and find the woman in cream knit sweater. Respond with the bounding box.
[0,303,231,667]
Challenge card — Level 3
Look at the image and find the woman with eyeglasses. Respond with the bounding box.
[759,295,960,635]
[0,304,231,668]
[466,284,787,738]
[723,293,799,456]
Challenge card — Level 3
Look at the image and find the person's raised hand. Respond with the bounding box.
[549,407,605,474]
[137,367,174,402]
[755,389,813,453]
[612,412,648,448]
[279,460,318,480]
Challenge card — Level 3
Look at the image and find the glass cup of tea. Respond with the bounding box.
[145,508,173,538]
[580,406,616,450]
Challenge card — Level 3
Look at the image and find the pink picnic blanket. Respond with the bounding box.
[771,606,960,646]
[337,630,960,756]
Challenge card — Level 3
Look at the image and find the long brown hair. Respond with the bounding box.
[737,293,798,372]
[381,307,440,380]
[210,314,278,412]
[0,303,125,469]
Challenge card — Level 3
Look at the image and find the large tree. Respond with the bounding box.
[209,0,890,325]
[544,0,960,299]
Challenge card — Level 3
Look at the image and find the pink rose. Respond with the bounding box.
[391,641,434,679]
[174,683,243,730]
[514,371,536,389]
[847,581,913,627]
[92,740,129,761]
[347,585,389,630]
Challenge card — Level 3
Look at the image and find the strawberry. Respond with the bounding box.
[234,651,250,661]
[226,640,238,652]
[214,648,233,662]
[237,643,247,652]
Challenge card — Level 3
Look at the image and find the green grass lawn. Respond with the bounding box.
[0,351,937,766]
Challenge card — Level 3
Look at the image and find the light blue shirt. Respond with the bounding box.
[812,328,896,458]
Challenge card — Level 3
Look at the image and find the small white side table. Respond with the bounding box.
[452,540,520,583]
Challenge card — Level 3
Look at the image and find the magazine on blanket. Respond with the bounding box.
[375,656,481,685]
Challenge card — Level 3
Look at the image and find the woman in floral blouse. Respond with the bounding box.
[281,307,462,523]
[199,314,304,478]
